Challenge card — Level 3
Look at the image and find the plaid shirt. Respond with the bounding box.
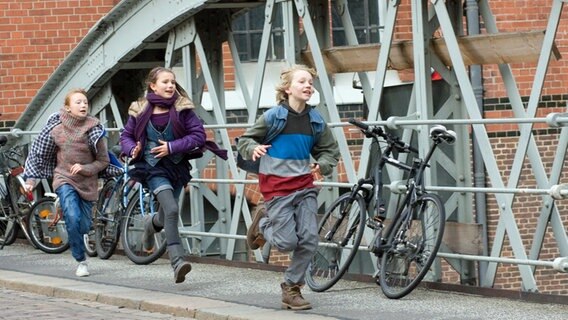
[24,112,122,180]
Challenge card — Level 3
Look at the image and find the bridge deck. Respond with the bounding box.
[0,242,566,320]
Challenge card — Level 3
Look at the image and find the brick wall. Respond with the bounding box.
[483,0,568,99]
[0,0,119,128]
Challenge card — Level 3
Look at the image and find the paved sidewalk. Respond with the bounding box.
[0,287,194,319]
[1,242,567,320]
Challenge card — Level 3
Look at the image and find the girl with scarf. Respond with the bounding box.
[120,66,206,284]
[24,88,120,277]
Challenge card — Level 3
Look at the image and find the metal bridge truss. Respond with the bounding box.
[7,0,568,293]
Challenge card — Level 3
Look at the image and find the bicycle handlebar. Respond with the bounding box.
[348,118,419,154]
[0,136,25,169]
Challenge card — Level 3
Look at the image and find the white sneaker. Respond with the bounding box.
[75,261,90,277]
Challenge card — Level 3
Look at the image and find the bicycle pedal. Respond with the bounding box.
[366,219,383,230]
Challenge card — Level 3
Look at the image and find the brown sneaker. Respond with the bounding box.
[246,203,266,250]
[281,282,312,310]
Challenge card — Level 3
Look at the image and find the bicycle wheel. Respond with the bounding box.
[379,193,445,299]
[0,200,18,246]
[83,200,98,257]
[83,229,97,257]
[121,188,166,265]
[26,197,70,254]
[305,192,366,292]
[95,179,122,259]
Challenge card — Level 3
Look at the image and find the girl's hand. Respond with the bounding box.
[252,144,271,161]
[70,163,83,175]
[131,141,142,158]
[24,179,35,193]
[151,139,170,158]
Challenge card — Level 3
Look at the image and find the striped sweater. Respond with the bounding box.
[238,104,340,201]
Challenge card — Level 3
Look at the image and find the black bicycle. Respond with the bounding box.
[305,118,456,299]
[0,136,36,249]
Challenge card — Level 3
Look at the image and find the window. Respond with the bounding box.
[232,5,285,62]
[332,0,381,46]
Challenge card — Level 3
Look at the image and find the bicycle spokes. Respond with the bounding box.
[379,195,445,299]
[306,193,367,292]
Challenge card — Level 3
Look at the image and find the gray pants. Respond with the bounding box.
[260,188,319,285]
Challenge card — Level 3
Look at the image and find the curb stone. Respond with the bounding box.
[0,270,339,320]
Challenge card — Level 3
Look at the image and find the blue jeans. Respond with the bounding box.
[55,184,93,262]
[147,176,175,195]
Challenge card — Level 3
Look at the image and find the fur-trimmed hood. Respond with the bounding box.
[127,96,195,117]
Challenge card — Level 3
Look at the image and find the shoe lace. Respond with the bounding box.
[285,284,304,298]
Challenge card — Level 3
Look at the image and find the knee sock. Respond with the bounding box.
[155,189,182,246]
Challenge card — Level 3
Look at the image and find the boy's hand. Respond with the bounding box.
[252,144,271,161]
[310,163,323,181]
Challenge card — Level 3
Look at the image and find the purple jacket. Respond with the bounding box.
[120,97,206,162]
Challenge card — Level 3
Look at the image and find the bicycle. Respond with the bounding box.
[93,153,137,259]
[121,181,166,265]
[305,118,456,299]
[0,136,75,255]
[0,136,39,249]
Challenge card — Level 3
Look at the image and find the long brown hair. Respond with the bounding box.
[145,66,190,98]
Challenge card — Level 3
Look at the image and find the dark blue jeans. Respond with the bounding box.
[55,184,93,262]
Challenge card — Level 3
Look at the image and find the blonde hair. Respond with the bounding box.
[64,88,88,107]
[275,64,317,104]
[145,66,189,98]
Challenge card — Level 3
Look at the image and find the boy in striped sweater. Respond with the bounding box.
[237,64,340,310]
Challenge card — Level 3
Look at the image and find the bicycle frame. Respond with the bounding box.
[371,133,441,241]
[96,156,143,223]
[124,159,156,219]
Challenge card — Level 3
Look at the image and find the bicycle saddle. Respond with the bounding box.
[429,125,457,144]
